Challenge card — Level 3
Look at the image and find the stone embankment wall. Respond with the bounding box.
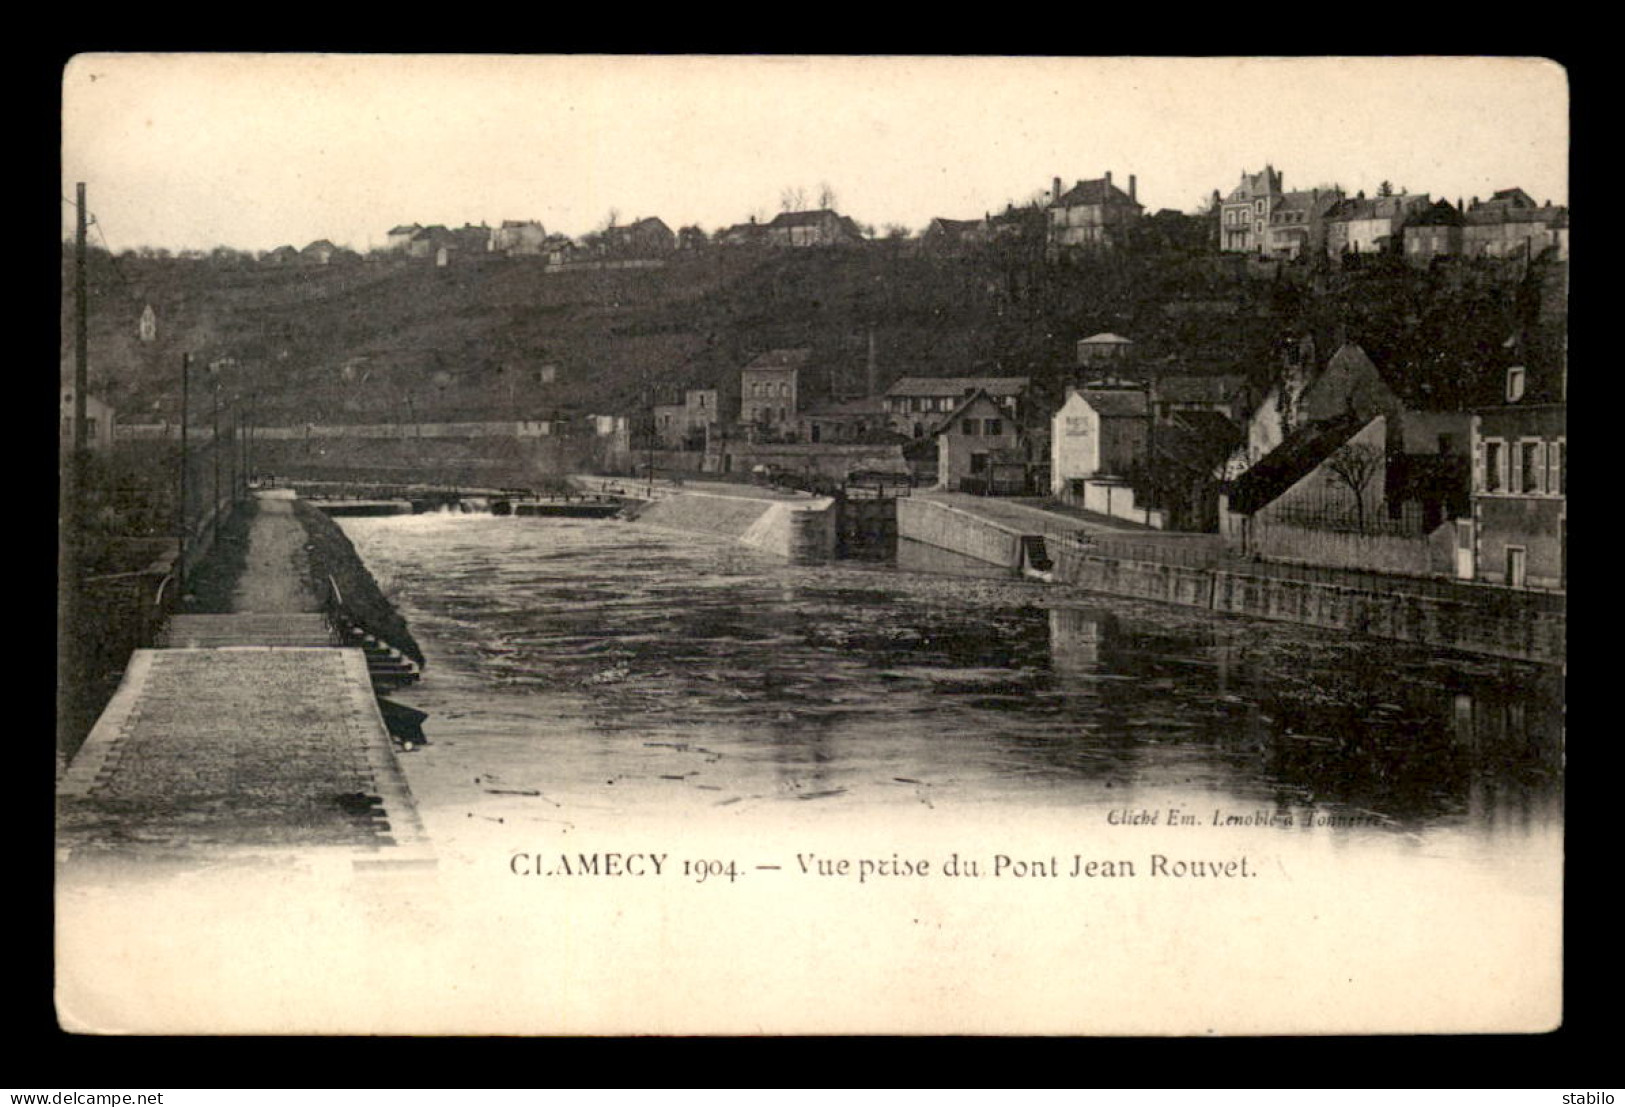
[895,497,1024,569]
[1050,546,1563,665]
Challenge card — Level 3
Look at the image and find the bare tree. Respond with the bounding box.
[817,181,838,210]
[780,186,807,213]
[1378,181,1395,197]
[882,223,912,240]
[1325,443,1385,532]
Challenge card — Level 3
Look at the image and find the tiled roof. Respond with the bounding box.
[886,376,1029,397]
[1076,388,1148,418]
[1226,413,1364,516]
[387,224,421,235]
[744,348,813,370]
[1327,194,1429,222]
[769,209,847,228]
[1053,179,1139,208]
[1406,199,1465,227]
[932,389,1008,435]
[1273,189,1340,214]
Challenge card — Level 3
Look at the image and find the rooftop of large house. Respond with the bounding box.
[1225,167,1282,202]
[1053,178,1140,208]
[743,348,813,371]
[886,375,1029,397]
[1326,194,1429,222]
[768,208,860,230]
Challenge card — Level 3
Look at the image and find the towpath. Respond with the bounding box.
[57,490,430,873]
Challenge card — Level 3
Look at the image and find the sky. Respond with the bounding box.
[61,55,1570,253]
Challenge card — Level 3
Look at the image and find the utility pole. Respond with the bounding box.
[211,372,221,542]
[179,352,190,586]
[59,182,89,750]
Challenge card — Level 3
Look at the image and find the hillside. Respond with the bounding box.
[61,244,1565,428]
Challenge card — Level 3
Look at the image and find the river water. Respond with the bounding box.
[338,512,1562,875]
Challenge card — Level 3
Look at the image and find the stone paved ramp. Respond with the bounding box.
[57,647,430,871]
[162,614,337,648]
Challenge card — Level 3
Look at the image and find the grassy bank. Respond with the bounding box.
[292,499,425,665]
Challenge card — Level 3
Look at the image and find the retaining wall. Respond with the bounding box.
[1049,546,1563,665]
[896,497,1023,570]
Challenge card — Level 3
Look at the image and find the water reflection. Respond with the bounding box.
[338,514,1563,838]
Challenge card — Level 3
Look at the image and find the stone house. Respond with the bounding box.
[492,220,548,256]
[600,217,676,257]
[60,387,115,452]
[1150,374,1250,425]
[385,224,422,252]
[718,217,768,247]
[1463,189,1568,260]
[1265,188,1343,258]
[300,239,338,265]
[935,389,1023,491]
[1045,172,1142,257]
[797,396,891,444]
[1219,166,1282,253]
[1469,363,1565,589]
[1049,384,1150,494]
[765,209,866,248]
[1324,193,1433,257]
[262,245,300,266]
[1402,199,1466,265]
[740,349,810,437]
[883,376,1029,439]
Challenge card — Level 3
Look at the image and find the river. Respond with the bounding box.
[337,511,1562,880]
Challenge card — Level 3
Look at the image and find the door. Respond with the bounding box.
[1505,546,1527,589]
[1454,521,1475,580]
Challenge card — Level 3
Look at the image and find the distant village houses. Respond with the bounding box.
[883,376,1029,439]
[764,209,865,248]
[598,217,676,257]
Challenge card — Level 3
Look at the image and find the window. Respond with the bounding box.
[779,382,789,398]
[1520,441,1541,493]
[970,452,989,474]
[1506,366,1526,403]
[1484,440,1503,492]
[984,418,1003,436]
[962,419,978,436]
[1552,441,1565,495]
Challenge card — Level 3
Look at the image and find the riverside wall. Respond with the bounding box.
[894,500,1563,665]
[895,497,1024,570]
[1049,545,1563,665]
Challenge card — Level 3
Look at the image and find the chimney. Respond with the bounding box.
[1278,170,1284,192]
[1053,177,1062,204]
[1104,170,1113,190]
[1128,174,1137,202]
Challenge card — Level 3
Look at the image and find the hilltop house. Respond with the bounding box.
[718,217,768,247]
[1324,192,1433,257]
[1403,199,1467,265]
[492,220,548,256]
[263,245,300,266]
[884,376,1029,439]
[765,209,866,248]
[1218,166,1343,257]
[1045,172,1142,257]
[385,224,422,252]
[1463,188,1568,260]
[600,217,675,257]
[300,239,338,265]
[1219,166,1282,253]
[407,225,452,259]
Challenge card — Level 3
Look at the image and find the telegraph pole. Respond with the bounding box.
[179,353,190,583]
[59,182,89,750]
